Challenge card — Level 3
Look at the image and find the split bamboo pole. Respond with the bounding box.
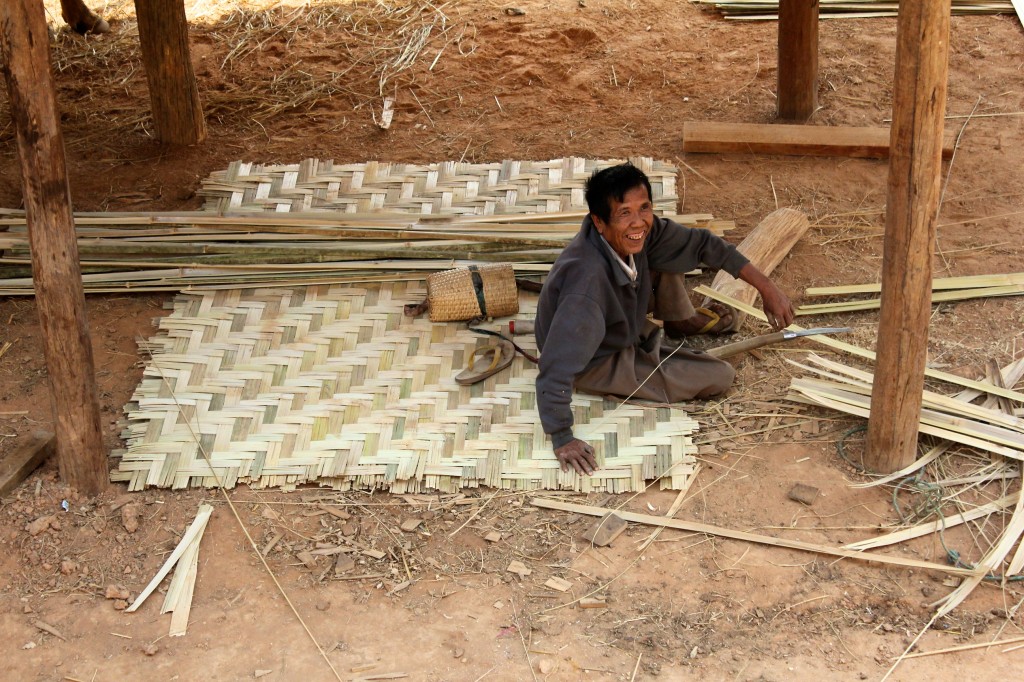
[866,0,951,473]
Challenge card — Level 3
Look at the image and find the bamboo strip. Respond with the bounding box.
[796,284,1024,315]
[843,493,1019,551]
[695,285,1024,404]
[127,504,213,612]
[530,497,981,576]
[805,272,1024,297]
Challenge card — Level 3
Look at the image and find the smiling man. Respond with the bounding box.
[535,163,795,475]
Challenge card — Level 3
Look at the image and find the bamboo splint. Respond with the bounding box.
[127,503,213,616]
[530,497,981,577]
[796,284,1024,315]
[115,282,698,493]
[695,285,1024,404]
[805,272,1024,297]
[849,357,1024,489]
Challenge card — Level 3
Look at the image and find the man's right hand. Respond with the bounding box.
[554,438,598,475]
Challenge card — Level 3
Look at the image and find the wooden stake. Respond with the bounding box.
[0,0,107,496]
[866,0,951,473]
[777,0,819,121]
[134,0,206,144]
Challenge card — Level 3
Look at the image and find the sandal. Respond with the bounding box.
[663,304,736,338]
[455,341,516,385]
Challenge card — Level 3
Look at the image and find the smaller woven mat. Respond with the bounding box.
[199,157,678,215]
[114,282,697,493]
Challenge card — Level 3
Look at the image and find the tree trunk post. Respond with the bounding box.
[0,0,108,496]
[865,0,951,473]
[777,0,819,121]
[134,0,206,144]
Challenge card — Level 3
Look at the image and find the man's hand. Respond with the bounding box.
[738,263,796,331]
[554,439,598,475]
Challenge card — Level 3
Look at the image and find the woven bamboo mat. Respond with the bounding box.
[199,157,678,215]
[113,281,697,493]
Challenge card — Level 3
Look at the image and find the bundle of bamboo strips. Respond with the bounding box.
[796,272,1024,316]
[694,0,1015,20]
[0,210,732,296]
[787,353,1024,613]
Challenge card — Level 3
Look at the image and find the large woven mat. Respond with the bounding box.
[114,282,697,493]
[199,157,678,215]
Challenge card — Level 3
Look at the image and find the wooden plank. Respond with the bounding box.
[866,0,951,473]
[581,513,628,547]
[530,497,981,577]
[682,121,956,159]
[0,0,107,495]
[777,0,818,121]
[0,431,54,497]
[703,208,809,332]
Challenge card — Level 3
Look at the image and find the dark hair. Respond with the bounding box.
[584,163,653,223]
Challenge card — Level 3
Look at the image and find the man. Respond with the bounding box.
[535,163,795,475]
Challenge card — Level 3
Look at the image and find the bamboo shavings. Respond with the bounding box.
[127,503,213,631]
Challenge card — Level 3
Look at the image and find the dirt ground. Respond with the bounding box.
[2,1,1024,680]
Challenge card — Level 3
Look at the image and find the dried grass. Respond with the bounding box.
[5,1,462,149]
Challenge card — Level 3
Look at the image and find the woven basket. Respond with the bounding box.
[427,264,519,322]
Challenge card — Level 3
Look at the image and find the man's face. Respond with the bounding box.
[592,184,654,259]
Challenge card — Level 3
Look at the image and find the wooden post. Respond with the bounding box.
[134,0,206,145]
[0,0,108,495]
[865,0,951,473]
[777,0,819,121]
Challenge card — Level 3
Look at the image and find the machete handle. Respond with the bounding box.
[705,331,787,359]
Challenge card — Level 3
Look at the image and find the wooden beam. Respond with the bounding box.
[682,121,955,159]
[0,432,55,497]
[530,497,980,577]
[777,0,819,121]
[865,0,952,474]
[134,0,206,144]
[702,207,809,332]
[0,0,108,496]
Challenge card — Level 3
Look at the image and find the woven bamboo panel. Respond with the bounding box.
[199,157,678,215]
[114,282,697,493]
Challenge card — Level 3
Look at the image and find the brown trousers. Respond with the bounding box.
[573,272,735,402]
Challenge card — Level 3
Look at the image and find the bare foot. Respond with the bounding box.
[663,304,735,337]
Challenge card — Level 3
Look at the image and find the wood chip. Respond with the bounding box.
[581,513,628,547]
[296,551,317,569]
[507,560,532,577]
[579,597,607,609]
[400,519,422,532]
[362,549,387,560]
[334,555,356,575]
[483,530,502,543]
[261,530,284,557]
[544,577,572,592]
[320,504,351,520]
[31,619,67,641]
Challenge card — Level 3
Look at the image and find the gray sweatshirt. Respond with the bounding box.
[535,214,749,448]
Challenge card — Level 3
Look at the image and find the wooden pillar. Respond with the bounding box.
[777,0,819,121]
[0,0,107,496]
[865,0,951,473]
[134,0,206,144]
